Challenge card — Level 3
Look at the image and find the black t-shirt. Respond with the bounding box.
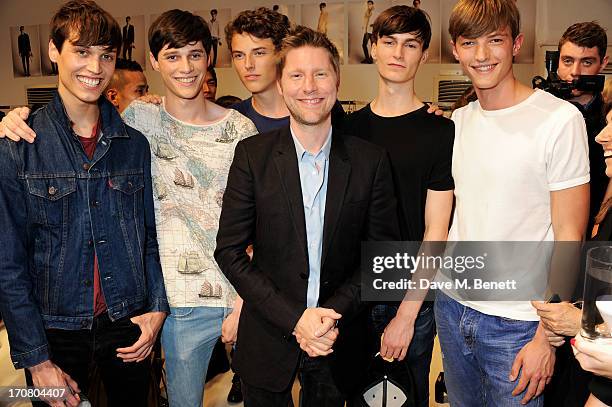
[345,104,454,241]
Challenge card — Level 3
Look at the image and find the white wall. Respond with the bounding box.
[1,0,611,107]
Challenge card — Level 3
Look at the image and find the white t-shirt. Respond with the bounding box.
[122,100,258,308]
[446,89,589,320]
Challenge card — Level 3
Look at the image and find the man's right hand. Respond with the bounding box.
[0,107,35,143]
[28,360,81,407]
[293,308,341,357]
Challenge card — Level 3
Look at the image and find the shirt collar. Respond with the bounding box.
[290,126,333,161]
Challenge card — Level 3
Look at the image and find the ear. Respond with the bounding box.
[276,77,283,96]
[512,33,524,57]
[49,40,59,63]
[371,40,377,61]
[207,52,213,69]
[599,55,609,73]
[420,49,429,65]
[451,40,459,62]
[105,88,120,108]
[149,51,160,72]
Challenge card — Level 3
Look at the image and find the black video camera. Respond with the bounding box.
[532,50,604,100]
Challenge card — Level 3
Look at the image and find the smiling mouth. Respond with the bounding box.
[605,151,612,160]
[175,77,197,84]
[299,98,324,105]
[472,64,497,73]
[77,76,102,88]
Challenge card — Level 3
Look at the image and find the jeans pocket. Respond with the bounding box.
[169,307,195,319]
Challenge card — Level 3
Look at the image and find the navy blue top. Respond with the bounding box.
[232,97,289,134]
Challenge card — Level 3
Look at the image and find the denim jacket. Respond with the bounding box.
[0,93,169,369]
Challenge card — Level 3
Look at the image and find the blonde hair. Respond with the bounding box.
[449,0,520,42]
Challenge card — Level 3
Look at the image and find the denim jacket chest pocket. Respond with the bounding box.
[26,177,76,226]
[109,173,145,231]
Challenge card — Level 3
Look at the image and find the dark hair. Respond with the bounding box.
[278,26,340,80]
[215,95,242,108]
[320,3,326,9]
[115,58,143,72]
[448,0,520,43]
[211,9,218,15]
[149,9,212,60]
[19,26,24,31]
[225,7,290,52]
[371,5,432,50]
[207,66,217,84]
[559,22,608,62]
[367,1,374,4]
[50,0,121,53]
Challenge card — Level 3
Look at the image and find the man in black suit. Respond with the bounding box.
[17,26,31,76]
[122,16,135,60]
[215,26,399,406]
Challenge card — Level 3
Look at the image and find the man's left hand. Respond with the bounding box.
[509,326,555,405]
[116,311,166,363]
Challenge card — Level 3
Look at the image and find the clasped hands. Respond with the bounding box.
[293,307,341,357]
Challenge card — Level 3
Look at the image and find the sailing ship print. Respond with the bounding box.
[152,140,177,160]
[177,251,206,274]
[174,168,195,188]
[152,176,168,200]
[199,281,223,299]
[215,121,238,144]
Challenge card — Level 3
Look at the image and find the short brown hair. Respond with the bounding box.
[225,7,290,53]
[559,22,607,62]
[448,0,520,43]
[50,0,121,53]
[371,5,432,51]
[277,26,340,80]
[149,10,212,60]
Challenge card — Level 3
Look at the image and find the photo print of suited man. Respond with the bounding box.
[389,0,442,63]
[122,16,135,60]
[116,15,146,69]
[348,0,390,64]
[10,25,40,78]
[195,9,232,67]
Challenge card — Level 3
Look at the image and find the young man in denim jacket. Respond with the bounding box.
[0,1,168,406]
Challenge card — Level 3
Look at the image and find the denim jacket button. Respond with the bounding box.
[48,186,57,196]
[82,163,90,171]
[81,320,88,328]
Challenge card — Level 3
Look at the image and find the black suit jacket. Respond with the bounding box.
[215,125,400,393]
[122,24,134,44]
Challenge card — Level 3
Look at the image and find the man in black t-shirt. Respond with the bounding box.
[345,6,454,407]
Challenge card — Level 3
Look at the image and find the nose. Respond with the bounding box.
[569,62,581,78]
[302,73,317,94]
[87,57,101,74]
[393,43,403,60]
[475,43,489,62]
[244,53,255,71]
[179,56,193,73]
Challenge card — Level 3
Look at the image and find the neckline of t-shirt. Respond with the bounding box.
[367,103,428,120]
[161,97,233,128]
[248,97,289,123]
[475,89,542,117]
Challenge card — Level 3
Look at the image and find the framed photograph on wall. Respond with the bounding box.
[195,8,232,68]
[347,0,391,64]
[301,2,346,64]
[115,15,146,69]
[10,25,41,78]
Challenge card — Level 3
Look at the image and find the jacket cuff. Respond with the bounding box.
[147,297,170,314]
[11,344,49,370]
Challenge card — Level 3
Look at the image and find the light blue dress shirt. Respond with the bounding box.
[291,127,332,308]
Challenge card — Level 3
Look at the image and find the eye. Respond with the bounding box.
[290,73,302,79]
[191,52,203,60]
[562,58,573,66]
[582,60,593,67]
[461,41,475,47]
[315,72,328,78]
[383,40,394,46]
[232,52,244,60]
[77,49,88,57]
[405,42,418,49]
[166,55,177,61]
[254,50,267,57]
[101,54,114,62]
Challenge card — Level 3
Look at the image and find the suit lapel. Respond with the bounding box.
[322,132,350,267]
[273,127,308,259]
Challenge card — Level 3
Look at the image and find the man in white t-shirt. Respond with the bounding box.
[436,0,590,406]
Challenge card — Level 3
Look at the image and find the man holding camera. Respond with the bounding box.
[557,22,609,231]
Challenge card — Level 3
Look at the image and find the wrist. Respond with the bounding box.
[396,303,419,323]
[27,359,52,373]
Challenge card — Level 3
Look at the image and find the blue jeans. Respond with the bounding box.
[434,292,543,407]
[161,306,229,407]
[369,302,436,407]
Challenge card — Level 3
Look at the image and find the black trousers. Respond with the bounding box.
[242,354,346,407]
[25,313,150,407]
[362,33,371,61]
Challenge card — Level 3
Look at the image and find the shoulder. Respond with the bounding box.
[231,98,251,115]
[529,90,582,117]
[122,100,161,127]
[341,131,387,159]
[225,109,258,139]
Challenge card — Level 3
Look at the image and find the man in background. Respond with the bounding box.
[210,9,221,67]
[105,58,148,113]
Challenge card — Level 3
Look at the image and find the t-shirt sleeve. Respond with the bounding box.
[546,108,590,191]
[428,120,455,191]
